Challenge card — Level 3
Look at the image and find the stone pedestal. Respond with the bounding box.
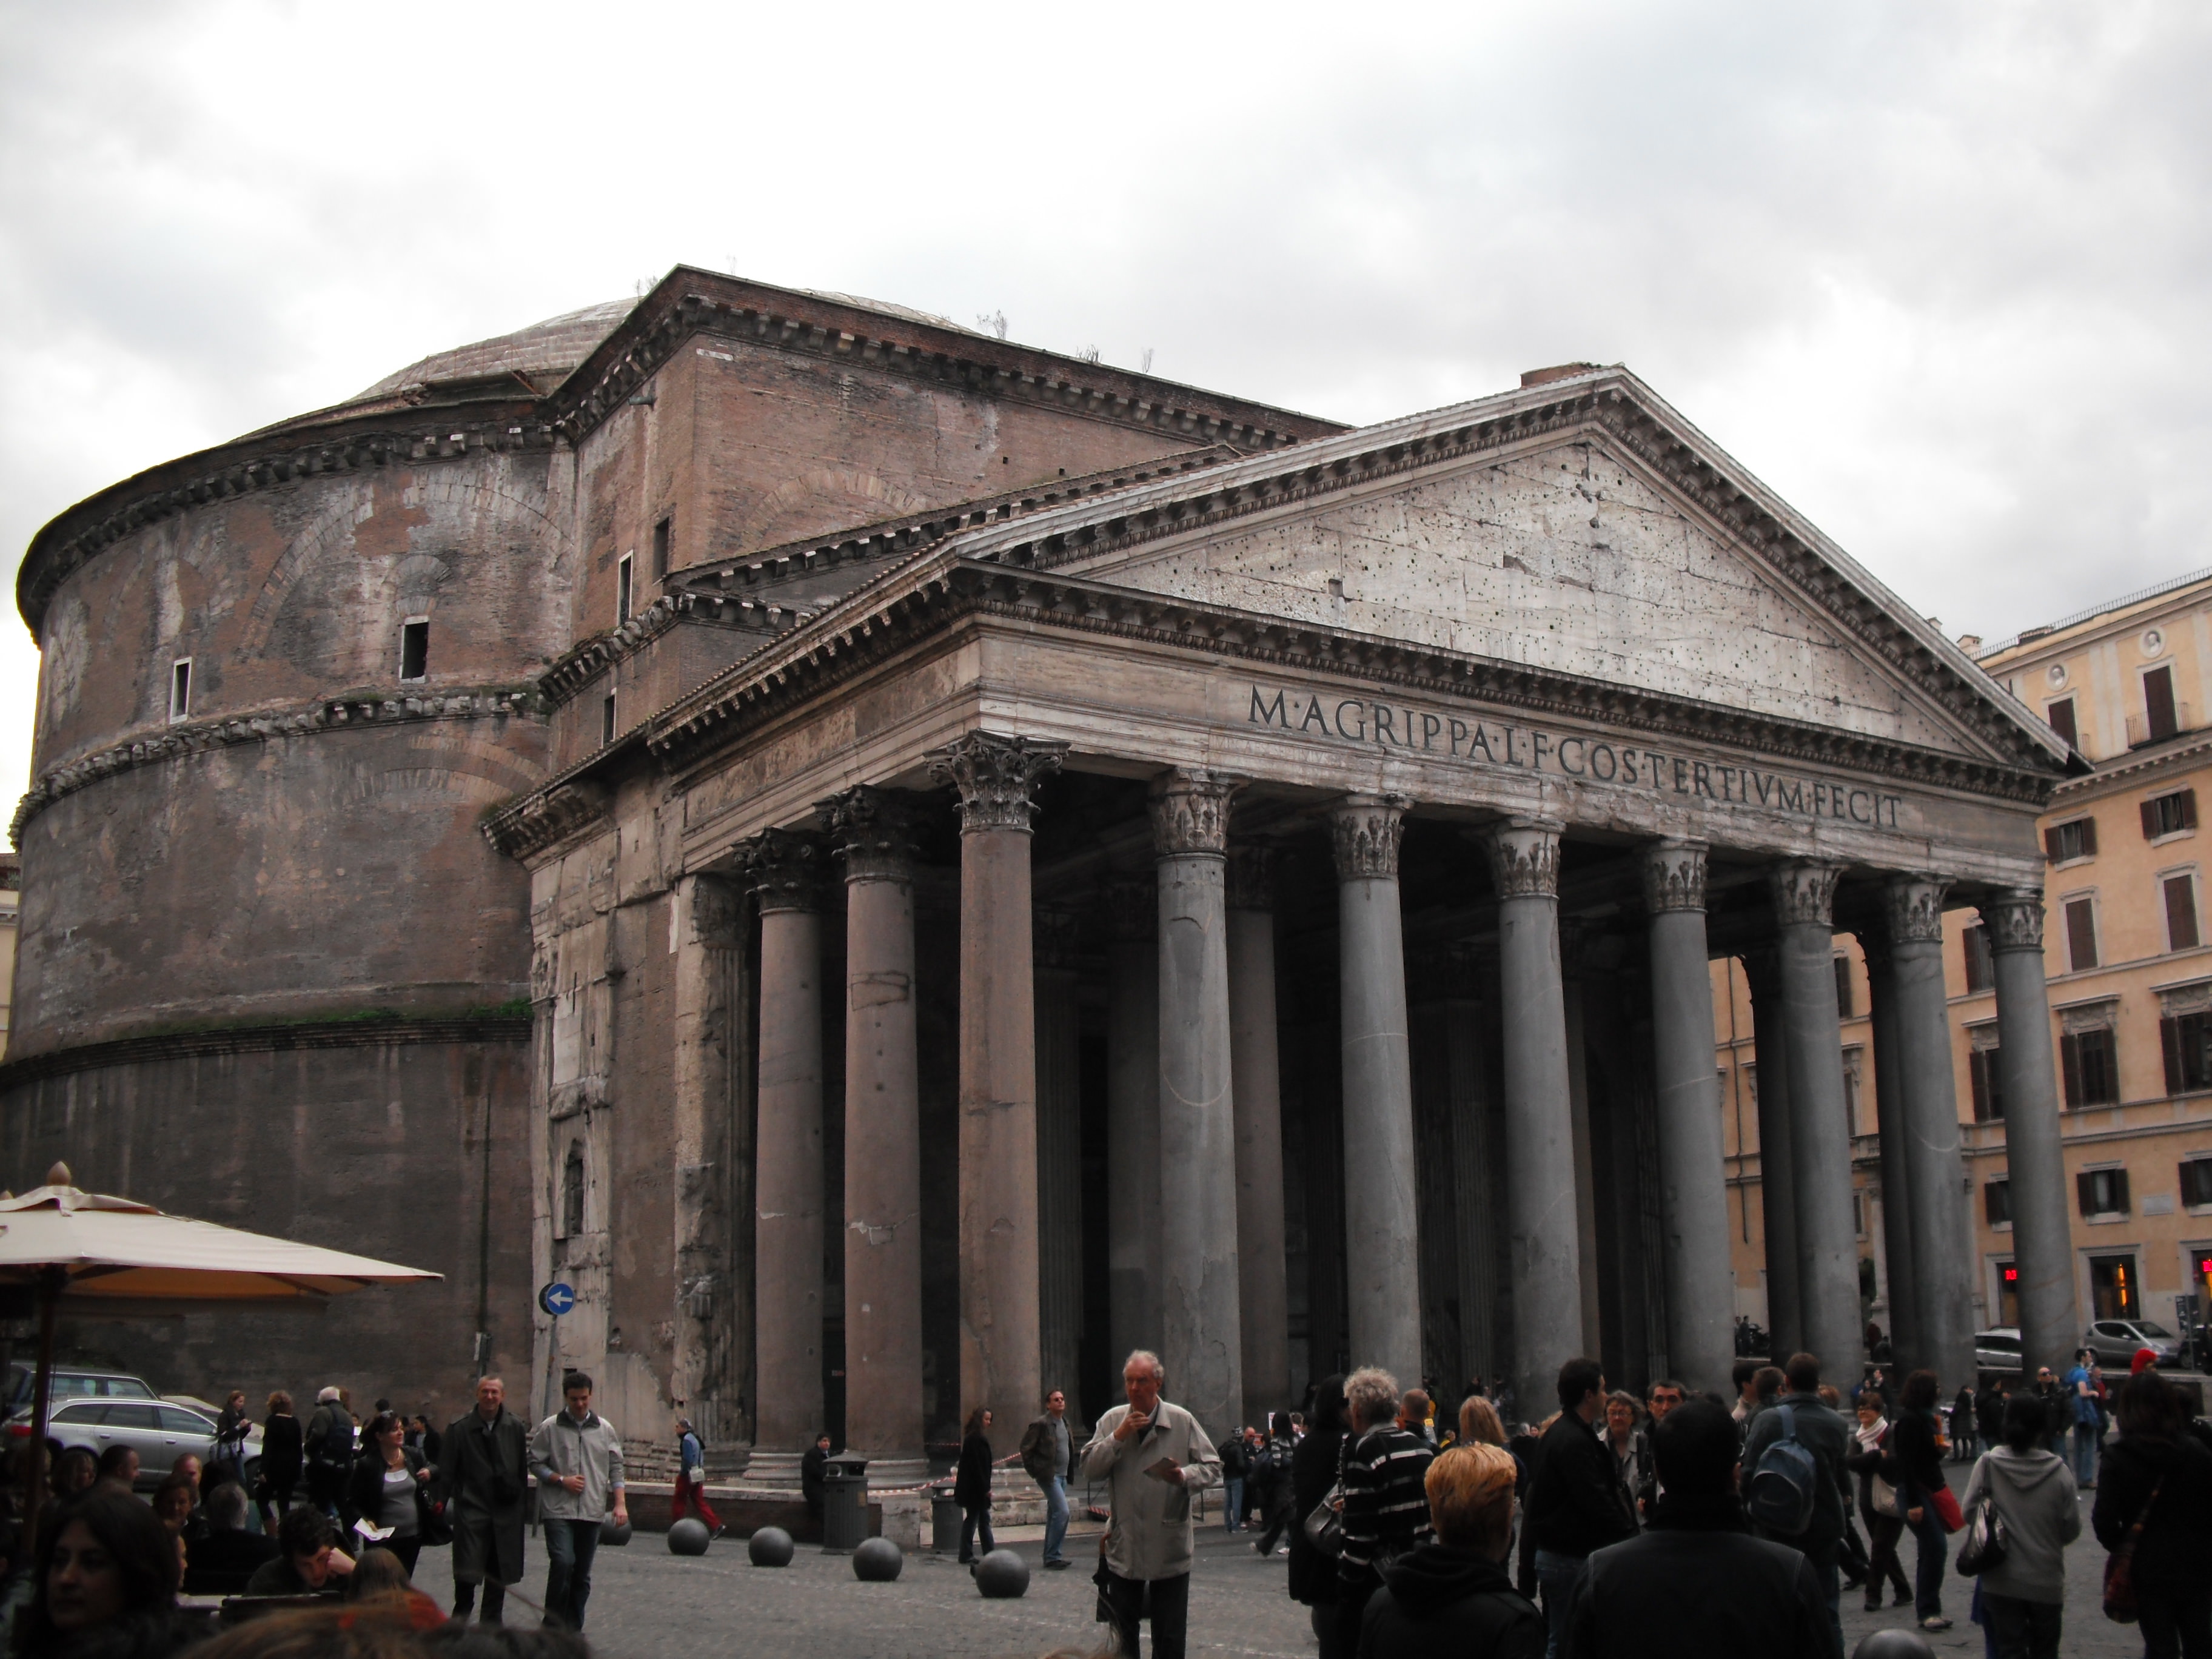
[1227,845,1292,1424]
[1105,877,1162,1366]
[743,830,825,1453]
[929,732,1065,1427]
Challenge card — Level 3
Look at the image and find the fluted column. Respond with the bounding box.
[1857,930,1922,1372]
[1983,890,2079,1381]
[825,787,925,1475]
[742,828,825,1456]
[1886,877,1974,1389]
[1105,877,1162,1364]
[1641,840,1734,1398]
[1227,845,1292,1424]
[1743,947,1801,1360]
[928,732,1066,1426]
[1769,860,1863,1376]
[1332,794,1422,1386]
[1482,817,1583,1416]
[1034,908,1085,1413]
[671,873,743,1448]
[1151,771,1244,1438]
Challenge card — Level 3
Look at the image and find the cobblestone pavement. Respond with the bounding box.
[404,1478,2141,1659]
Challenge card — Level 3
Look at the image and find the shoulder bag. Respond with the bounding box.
[2103,1476,2165,1624]
[1954,1486,2009,1575]
[1302,1435,1350,1558]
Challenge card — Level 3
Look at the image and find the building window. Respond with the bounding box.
[2062,1027,2119,1107]
[2162,1010,2212,1094]
[1985,1179,2011,1228]
[2181,1156,2212,1210]
[652,515,672,581]
[399,618,429,682]
[2064,897,2099,971]
[2046,818,2097,863]
[167,659,192,722]
[1852,1189,1868,1238]
[617,554,634,625]
[1970,1047,2006,1122]
[560,1141,586,1239]
[2046,697,2079,750]
[2089,1252,2139,1319]
[1834,955,1854,1018]
[2142,789,2197,840]
[2077,1165,2131,1219]
[2143,665,2180,743]
[2167,873,2202,951]
[601,692,617,748]
[1964,924,1996,993]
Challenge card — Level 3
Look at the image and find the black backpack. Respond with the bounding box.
[312,1409,354,1470]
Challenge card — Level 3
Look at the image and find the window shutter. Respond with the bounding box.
[2062,1033,2082,1108]
[2184,789,2199,830]
[2077,1170,2096,1216]
[2045,826,2062,860]
[2114,1167,2131,1213]
[2165,1016,2187,1096]
[2143,799,2162,839]
[2082,817,2099,856]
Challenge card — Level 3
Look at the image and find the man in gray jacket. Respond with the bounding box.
[1740,1351,1852,1654]
[529,1371,628,1632]
[1078,1350,1222,1659]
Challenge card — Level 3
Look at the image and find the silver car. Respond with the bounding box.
[2083,1319,2185,1369]
[1974,1327,2023,1377]
[45,1398,224,1490]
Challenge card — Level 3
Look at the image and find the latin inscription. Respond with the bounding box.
[1247,685,1903,828]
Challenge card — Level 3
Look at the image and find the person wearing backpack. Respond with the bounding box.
[304,1386,356,1520]
[1961,1390,2078,1659]
[1738,1352,1852,1656]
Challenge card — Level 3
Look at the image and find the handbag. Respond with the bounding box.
[1930,1485,1966,1533]
[1870,1472,1900,1518]
[2103,1476,2164,1624]
[1302,1435,1350,1558]
[1954,1492,2009,1575]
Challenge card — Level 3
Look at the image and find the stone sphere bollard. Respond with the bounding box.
[1851,1632,1936,1659]
[749,1526,796,1567]
[597,1517,632,1547]
[974,1548,1030,1598]
[667,1517,711,1557]
[853,1537,903,1581]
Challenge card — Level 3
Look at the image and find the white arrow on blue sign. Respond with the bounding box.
[539,1282,577,1318]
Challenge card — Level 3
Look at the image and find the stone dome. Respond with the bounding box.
[352,298,635,401]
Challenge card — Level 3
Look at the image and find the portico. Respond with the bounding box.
[500,366,2075,1461]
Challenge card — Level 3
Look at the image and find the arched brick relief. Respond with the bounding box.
[745,468,934,551]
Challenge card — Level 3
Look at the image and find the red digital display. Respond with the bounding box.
[2002,1265,2019,1284]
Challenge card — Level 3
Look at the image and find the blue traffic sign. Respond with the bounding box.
[539,1282,576,1318]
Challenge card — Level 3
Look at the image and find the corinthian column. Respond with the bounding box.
[1227,845,1292,1423]
[928,732,1065,1427]
[1856,928,1922,1372]
[1483,819,1583,1418]
[823,787,925,1479]
[1641,840,1734,1398]
[1769,860,1862,1376]
[1743,945,1801,1360]
[1150,770,1244,1439]
[671,873,742,1449]
[1983,890,2079,1381]
[1105,877,1162,1365]
[741,828,825,1465]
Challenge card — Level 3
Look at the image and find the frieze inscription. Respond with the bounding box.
[1245,684,1905,828]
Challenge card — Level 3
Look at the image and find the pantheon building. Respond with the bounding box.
[4,270,2080,1471]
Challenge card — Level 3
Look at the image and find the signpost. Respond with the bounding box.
[540,1282,575,1419]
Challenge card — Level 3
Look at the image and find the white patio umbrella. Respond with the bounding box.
[0,1162,440,1555]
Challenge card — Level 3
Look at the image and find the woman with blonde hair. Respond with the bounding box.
[1355,1443,1543,1658]
[1458,1395,1506,1449]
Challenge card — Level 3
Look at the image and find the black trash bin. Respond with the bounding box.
[930,1487,962,1553]
[820,1456,870,1553]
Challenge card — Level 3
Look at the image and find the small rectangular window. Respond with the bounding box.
[2168,874,2201,951]
[400,618,429,682]
[1833,954,1854,1018]
[1985,1179,2011,1227]
[2145,665,2179,742]
[168,659,192,722]
[2062,1028,2119,1107]
[2047,697,2079,750]
[601,692,616,748]
[2181,1157,2212,1210]
[2142,789,2199,839]
[1963,924,1995,993]
[1970,1047,2006,1122]
[2046,818,2097,863]
[2064,897,2099,971]
[617,554,634,625]
[2162,1010,2212,1094]
[2077,1166,2131,1218]
[652,516,672,581]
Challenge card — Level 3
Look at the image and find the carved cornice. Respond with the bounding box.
[740,827,822,913]
[822,786,920,884]
[927,732,1066,834]
[1883,876,1951,945]
[1148,769,1242,859]
[539,593,786,714]
[1481,817,1564,899]
[1980,889,2045,953]
[1104,876,1156,942]
[1640,839,1708,914]
[1769,860,1843,929]
[486,779,610,863]
[1331,794,1409,881]
[1225,845,1282,911]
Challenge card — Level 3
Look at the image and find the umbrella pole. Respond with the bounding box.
[22,1267,61,1564]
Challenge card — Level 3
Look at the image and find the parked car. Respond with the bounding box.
[39,1398,263,1492]
[1974,1327,2023,1377]
[4,1364,159,1416]
[2083,1319,2186,1369]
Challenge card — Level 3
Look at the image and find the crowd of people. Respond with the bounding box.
[0,1369,635,1658]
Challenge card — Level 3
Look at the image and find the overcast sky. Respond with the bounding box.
[2,1,2207,808]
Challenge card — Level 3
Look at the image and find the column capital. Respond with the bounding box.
[927,731,1067,833]
[739,827,822,913]
[1104,874,1156,942]
[1225,845,1282,911]
[1482,816,1564,899]
[1330,794,1409,880]
[1980,888,2045,953]
[1884,875,1952,945]
[1148,768,1244,858]
[1640,838,1709,914]
[1768,859,1842,928]
[822,785,920,884]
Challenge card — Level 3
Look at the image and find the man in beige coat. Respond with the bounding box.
[1078,1350,1222,1659]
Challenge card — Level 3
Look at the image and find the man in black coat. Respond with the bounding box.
[439,1375,529,1626]
[1739,1352,1853,1654]
[800,1432,833,1526]
[1523,1358,1637,1658]
[1563,1398,1841,1659]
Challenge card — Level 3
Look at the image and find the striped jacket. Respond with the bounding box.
[1338,1424,1435,1587]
